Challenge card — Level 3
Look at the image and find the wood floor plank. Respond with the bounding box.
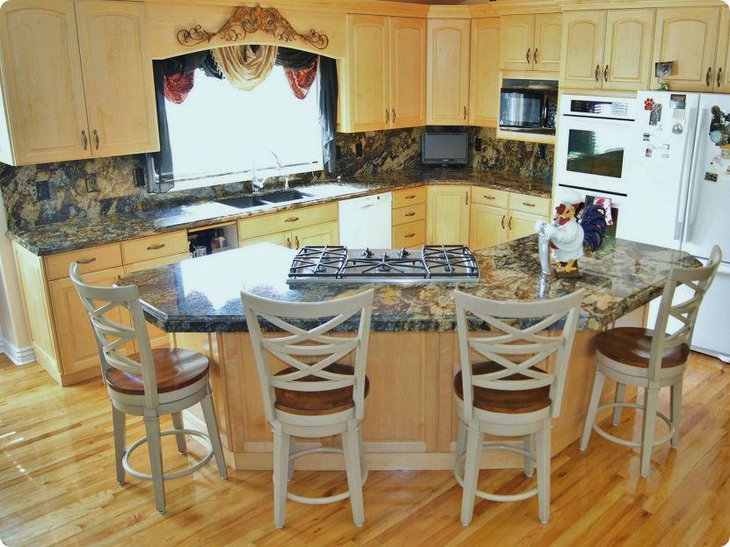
[1,354,729,545]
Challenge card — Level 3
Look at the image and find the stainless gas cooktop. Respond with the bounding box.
[287,245,480,284]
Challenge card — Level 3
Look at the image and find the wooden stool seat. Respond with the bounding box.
[453,361,551,414]
[274,364,370,415]
[596,328,689,369]
[105,348,209,395]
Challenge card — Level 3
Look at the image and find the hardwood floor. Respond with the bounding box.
[1,352,728,545]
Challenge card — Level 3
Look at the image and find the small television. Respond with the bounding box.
[421,132,469,167]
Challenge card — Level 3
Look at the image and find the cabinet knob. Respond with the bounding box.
[484,195,495,200]
[509,216,513,230]
[706,67,713,87]
[522,202,535,208]
[405,194,416,200]
[604,65,609,83]
[81,130,88,151]
[463,106,467,120]
[465,191,469,205]
[405,233,415,238]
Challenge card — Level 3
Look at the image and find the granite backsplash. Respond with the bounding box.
[0,127,553,231]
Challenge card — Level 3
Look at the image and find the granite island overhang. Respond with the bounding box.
[119,237,700,470]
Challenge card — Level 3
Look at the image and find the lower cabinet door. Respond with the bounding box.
[470,204,508,249]
[393,220,426,249]
[426,186,470,244]
[508,210,545,240]
[292,221,339,249]
[48,266,128,379]
[239,230,292,248]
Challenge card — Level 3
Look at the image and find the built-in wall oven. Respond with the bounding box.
[555,95,636,196]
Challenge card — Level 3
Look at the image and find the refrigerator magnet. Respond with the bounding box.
[672,123,684,134]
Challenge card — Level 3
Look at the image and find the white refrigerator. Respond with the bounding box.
[619,91,730,362]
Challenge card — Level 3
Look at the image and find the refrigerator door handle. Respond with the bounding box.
[682,108,709,242]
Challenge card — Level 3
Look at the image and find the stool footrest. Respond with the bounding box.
[123,428,214,481]
[593,402,675,448]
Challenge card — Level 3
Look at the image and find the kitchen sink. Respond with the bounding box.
[257,190,312,203]
[215,196,268,209]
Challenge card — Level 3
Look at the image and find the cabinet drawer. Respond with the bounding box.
[392,203,426,226]
[238,203,337,239]
[123,252,190,274]
[392,220,426,248]
[509,193,551,217]
[44,243,122,281]
[471,187,509,208]
[121,231,188,264]
[392,187,426,208]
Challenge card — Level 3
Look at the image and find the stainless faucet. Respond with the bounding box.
[250,159,265,194]
[270,151,289,189]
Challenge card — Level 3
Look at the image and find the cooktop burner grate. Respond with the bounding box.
[287,245,479,284]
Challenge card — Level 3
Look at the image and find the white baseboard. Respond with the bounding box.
[0,336,35,366]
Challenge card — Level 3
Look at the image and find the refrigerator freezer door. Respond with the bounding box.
[618,91,700,249]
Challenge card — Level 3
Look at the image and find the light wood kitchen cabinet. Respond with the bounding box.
[0,0,158,165]
[392,187,426,248]
[508,210,542,240]
[716,8,730,92]
[651,7,720,92]
[500,14,562,73]
[470,204,507,250]
[426,186,470,244]
[341,15,425,131]
[561,9,655,91]
[426,18,470,125]
[238,202,338,250]
[469,18,500,128]
[292,222,339,249]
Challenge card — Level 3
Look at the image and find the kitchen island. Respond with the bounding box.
[119,236,699,470]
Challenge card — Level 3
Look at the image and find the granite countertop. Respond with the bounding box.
[118,237,699,333]
[8,169,551,256]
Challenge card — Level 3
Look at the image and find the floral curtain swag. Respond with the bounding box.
[212,44,278,91]
[285,57,319,100]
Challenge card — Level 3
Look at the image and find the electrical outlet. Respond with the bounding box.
[475,138,483,152]
[355,142,363,157]
[35,180,50,201]
[538,144,547,160]
[133,167,146,188]
[335,145,342,160]
[85,174,98,193]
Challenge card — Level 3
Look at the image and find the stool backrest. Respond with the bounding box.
[241,289,374,423]
[649,245,722,382]
[455,289,585,420]
[69,263,159,408]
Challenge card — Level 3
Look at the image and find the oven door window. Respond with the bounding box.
[566,129,625,178]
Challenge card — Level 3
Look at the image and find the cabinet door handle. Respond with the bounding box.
[405,212,416,217]
[285,216,299,223]
[463,106,467,120]
[501,215,506,229]
[522,202,536,208]
[484,195,495,200]
[81,130,88,150]
[392,108,396,123]
[604,65,609,82]
[146,243,166,251]
[386,109,390,124]
[286,237,292,248]
[294,236,300,248]
[718,67,723,88]
[509,216,513,230]
[77,257,96,265]
[526,48,531,63]
[707,67,713,87]
[594,65,600,82]
[405,232,416,238]
[533,48,539,64]
[405,194,416,200]
[93,129,100,150]
[465,191,469,205]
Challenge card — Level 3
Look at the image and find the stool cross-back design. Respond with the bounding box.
[69,263,227,513]
[241,288,374,529]
[453,289,585,525]
[580,246,722,477]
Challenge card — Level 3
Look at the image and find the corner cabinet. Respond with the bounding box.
[469,18,500,128]
[426,186,470,244]
[426,18,470,125]
[0,0,158,166]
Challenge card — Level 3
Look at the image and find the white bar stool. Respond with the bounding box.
[453,289,585,525]
[70,263,227,513]
[241,288,374,529]
[580,246,722,477]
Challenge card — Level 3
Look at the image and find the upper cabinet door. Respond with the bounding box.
[0,0,90,165]
[427,19,470,125]
[76,1,159,158]
[533,13,562,72]
[500,14,534,71]
[603,9,655,91]
[652,7,720,92]
[346,15,390,132]
[714,7,730,92]
[389,17,426,129]
[469,18,500,127]
[560,10,605,90]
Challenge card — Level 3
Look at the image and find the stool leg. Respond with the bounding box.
[171,412,187,454]
[288,437,296,481]
[670,381,683,449]
[536,419,551,524]
[455,420,467,475]
[200,392,227,479]
[580,368,606,452]
[640,387,659,478]
[111,405,126,485]
[524,434,535,478]
[343,421,365,527]
[143,415,166,514]
[460,423,482,527]
[612,384,627,426]
[272,428,290,529]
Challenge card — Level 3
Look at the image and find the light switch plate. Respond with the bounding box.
[85,174,98,193]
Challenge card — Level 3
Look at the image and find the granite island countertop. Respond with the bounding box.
[8,169,551,256]
[118,236,699,333]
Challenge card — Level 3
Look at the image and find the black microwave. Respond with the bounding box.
[499,79,558,135]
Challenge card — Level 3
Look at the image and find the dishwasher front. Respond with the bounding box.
[338,192,392,248]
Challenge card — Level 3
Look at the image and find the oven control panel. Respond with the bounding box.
[560,95,636,121]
